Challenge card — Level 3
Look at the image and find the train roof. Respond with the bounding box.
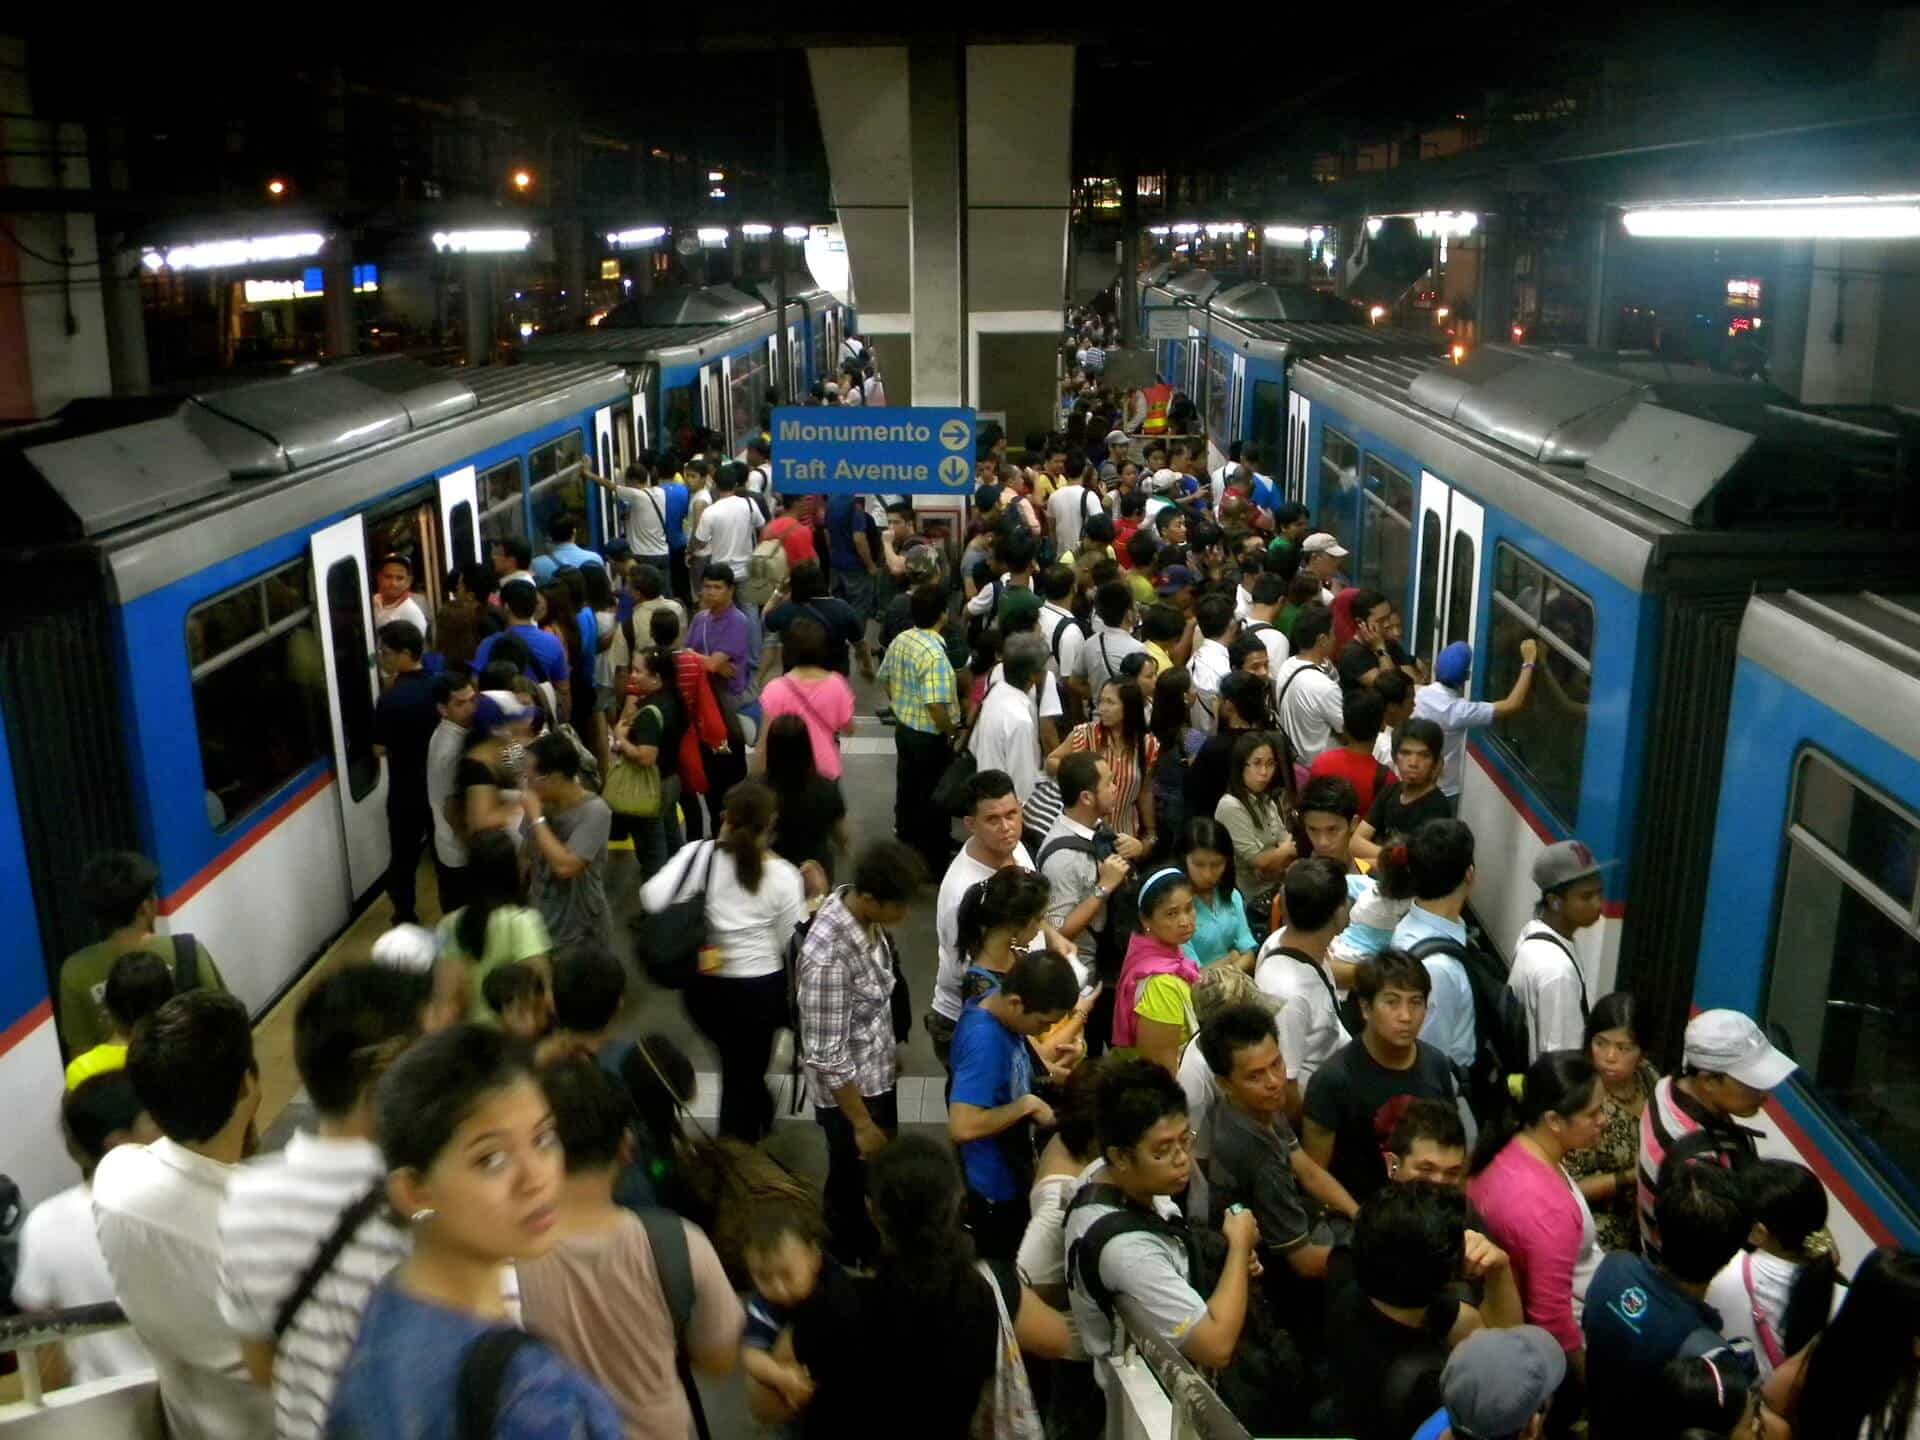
[1740,591,1920,765]
[524,280,835,368]
[5,355,629,600]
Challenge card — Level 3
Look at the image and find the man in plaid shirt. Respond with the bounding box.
[796,839,927,1264]
[877,582,960,875]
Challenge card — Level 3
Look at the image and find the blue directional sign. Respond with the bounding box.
[770,406,977,496]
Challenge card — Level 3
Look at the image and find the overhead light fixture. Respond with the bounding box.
[1308,226,1326,244]
[1621,195,1920,239]
[1147,225,1171,237]
[696,227,728,244]
[266,179,287,198]
[606,226,666,248]
[512,170,533,191]
[1204,222,1245,238]
[1366,218,1383,236]
[707,170,725,182]
[1369,304,1387,323]
[432,229,532,254]
[140,232,326,271]
[783,225,809,241]
[1264,225,1310,244]
[1413,211,1479,238]
[740,223,773,237]
[519,322,535,339]
[1171,223,1200,236]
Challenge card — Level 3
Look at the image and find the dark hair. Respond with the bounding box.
[631,563,666,601]
[851,839,926,903]
[1656,1161,1752,1284]
[528,731,581,782]
[956,867,1052,964]
[1002,949,1080,1017]
[1055,1058,1104,1160]
[103,950,173,1031]
[1098,673,1149,767]
[80,850,159,932]
[1218,670,1273,731]
[458,830,528,961]
[1227,633,1267,672]
[460,562,498,603]
[1150,669,1193,748]
[1137,867,1193,922]
[1353,1181,1466,1307]
[1744,1159,1838,1355]
[789,561,829,606]
[1225,730,1281,817]
[1395,716,1444,764]
[1251,573,1286,607]
[548,514,576,543]
[1355,947,1433,1006]
[1094,1055,1189,1158]
[494,535,534,569]
[582,562,615,610]
[538,1053,631,1173]
[910,583,947,630]
[540,584,581,665]
[1299,774,1359,822]
[703,562,736,590]
[127,990,254,1143]
[1386,1097,1467,1158]
[1372,668,1411,710]
[376,1023,538,1174]
[763,714,820,810]
[556,569,587,620]
[866,1134,977,1301]
[619,1032,695,1148]
[722,780,777,893]
[1179,816,1237,893]
[1659,1351,1757,1436]
[481,962,545,1019]
[647,606,682,647]
[743,1192,829,1257]
[1797,1247,1920,1440]
[1584,991,1641,1051]
[501,578,539,620]
[1057,751,1103,812]
[1283,856,1349,933]
[377,620,425,658]
[64,1070,143,1172]
[1094,579,1134,628]
[434,671,476,708]
[1472,1050,1599,1174]
[1141,605,1184,644]
[1199,1002,1279,1080]
[1350,587,1387,622]
[551,941,626,1033]
[1407,817,1475,899]
[1194,593,1234,640]
[967,768,1018,815]
[1084,512,1115,544]
[1289,603,1334,654]
[1371,831,1418,901]
[295,963,429,1117]
[1340,685,1386,745]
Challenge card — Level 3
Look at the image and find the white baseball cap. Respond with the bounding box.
[370,923,438,976]
[1150,468,1182,493]
[1301,531,1349,558]
[1683,1009,1796,1091]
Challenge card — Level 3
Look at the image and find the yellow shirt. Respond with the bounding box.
[1143,640,1174,676]
[66,1042,128,1091]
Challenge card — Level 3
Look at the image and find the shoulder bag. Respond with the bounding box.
[634,842,719,989]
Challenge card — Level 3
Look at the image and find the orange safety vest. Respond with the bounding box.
[1142,383,1172,434]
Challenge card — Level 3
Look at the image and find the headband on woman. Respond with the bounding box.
[1138,866,1186,912]
[1702,1355,1724,1410]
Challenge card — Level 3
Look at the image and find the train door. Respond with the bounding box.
[1286,393,1312,503]
[1413,474,1486,670]
[437,466,479,572]
[592,406,619,546]
[309,516,389,900]
[701,362,727,449]
[1230,355,1246,446]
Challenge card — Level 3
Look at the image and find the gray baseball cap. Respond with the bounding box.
[1532,839,1613,893]
[1441,1325,1566,1437]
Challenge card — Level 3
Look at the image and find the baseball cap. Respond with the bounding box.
[1301,532,1349,558]
[903,544,940,582]
[999,589,1043,629]
[370,923,438,976]
[1435,640,1473,688]
[1532,839,1613,893]
[1683,1009,1796,1091]
[1441,1325,1566,1438]
[1105,429,1130,448]
[1154,565,1196,597]
[1150,468,1183,494]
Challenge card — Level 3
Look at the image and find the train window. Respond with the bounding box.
[480,458,525,545]
[1319,427,1361,561]
[1446,534,1475,646]
[528,431,586,547]
[730,350,768,449]
[323,559,381,804]
[1416,512,1442,662]
[449,503,476,569]
[1359,456,1414,606]
[1251,382,1283,482]
[364,488,443,633]
[1206,345,1230,441]
[662,382,697,452]
[1484,542,1593,825]
[1765,751,1920,1215]
[186,561,329,831]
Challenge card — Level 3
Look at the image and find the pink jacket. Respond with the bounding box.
[1112,933,1199,1049]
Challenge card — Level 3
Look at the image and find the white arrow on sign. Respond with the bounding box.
[937,455,971,488]
[939,419,971,452]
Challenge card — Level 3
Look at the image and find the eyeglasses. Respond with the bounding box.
[1143,1130,1199,1162]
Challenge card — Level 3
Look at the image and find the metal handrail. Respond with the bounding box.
[0,1303,135,1409]
[1108,1296,1252,1440]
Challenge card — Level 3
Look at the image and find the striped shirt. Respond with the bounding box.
[1635,1075,1756,1266]
[217,1131,520,1440]
[877,627,958,734]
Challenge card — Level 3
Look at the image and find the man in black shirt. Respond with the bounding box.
[1302,947,1463,1203]
[1353,717,1454,860]
[765,560,866,677]
[372,621,441,923]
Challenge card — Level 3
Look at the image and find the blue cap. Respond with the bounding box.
[1436,641,1473,688]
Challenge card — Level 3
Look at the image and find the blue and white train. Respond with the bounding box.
[1287,341,1920,1253]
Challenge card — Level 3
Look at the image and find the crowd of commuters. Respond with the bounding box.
[10,332,1919,1440]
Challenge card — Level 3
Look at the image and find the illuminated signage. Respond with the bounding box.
[1726,278,1763,306]
[241,265,378,303]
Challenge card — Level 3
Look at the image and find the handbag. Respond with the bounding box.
[603,706,664,816]
[633,842,718,990]
[969,1260,1044,1440]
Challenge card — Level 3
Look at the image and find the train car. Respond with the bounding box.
[1286,343,1919,1067]
[1694,590,1920,1260]
[0,355,632,1203]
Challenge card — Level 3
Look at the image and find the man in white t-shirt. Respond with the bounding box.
[425,673,476,912]
[1273,604,1344,770]
[971,639,1045,803]
[592,462,670,565]
[1047,470,1103,555]
[1254,858,1354,1123]
[12,1072,156,1388]
[218,966,455,1440]
[1509,840,1606,1061]
[1187,594,1236,732]
[692,466,761,580]
[371,554,429,639]
[1239,574,1291,673]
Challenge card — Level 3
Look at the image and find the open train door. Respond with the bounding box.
[591,406,620,547]
[1412,474,1485,670]
[310,515,390,900]
[438,465,480,571]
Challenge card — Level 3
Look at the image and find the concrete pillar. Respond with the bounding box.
[99,245,149,395]
[1477,212,1514,347]
[1793,238,1920,407]
[557,219,588,330]
[908,45,965,407]
[1585,207,1617,351]
[323,244,354,359]
[463,257,494,367]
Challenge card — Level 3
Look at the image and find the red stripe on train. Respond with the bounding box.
[0,999,53,1062]
[1765,1096,1898,1249]
[158,770,334,916]
[1466,744,1626,919]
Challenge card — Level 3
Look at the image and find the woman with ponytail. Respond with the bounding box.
[1767,1245,1920,1439]
[1705,1159,1841,1378]
[641,780,805,1141]
[955,868,1056,1007]
[1465,1050,1607,1391]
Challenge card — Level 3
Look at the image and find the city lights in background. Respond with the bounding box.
[709,188,727,199]
[1203,221,1245,238]
[431,229,532,254]
[783,225,809,241]
[266,179,287,198]
[695,227,729,245]
[1621,195,1920,239]
[740,223,773,237]
[1368,305,1387,323]
[1451,343,1468,363]
[511,170,533,191]
[1412,210,1479,238]
[141,232,326,272]
[1264,225,1310,244]
[707,170,725,183]
[606,227,667,248]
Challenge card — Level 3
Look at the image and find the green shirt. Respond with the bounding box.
[436,906,552,1022]
[57,934,228,1054]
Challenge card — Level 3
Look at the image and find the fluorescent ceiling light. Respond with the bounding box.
[740,223,773,237]
[696,227,728,244]
[432,229,532,254]
[783,225,809,240]
[606,226,666,248]
[1264,225,1310,244]
[1621,196,1920,239]
[141,232,326,271]
[1413,211,1478,238]
[1204,222,1245,237]
[1147,225,1171,237]
[1171,223,1200,235]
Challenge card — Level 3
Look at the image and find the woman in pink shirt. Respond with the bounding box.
[1466,1051,1607,1386]
[754,616,854,779]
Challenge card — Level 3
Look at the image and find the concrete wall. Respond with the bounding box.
[1782,237,1920,407]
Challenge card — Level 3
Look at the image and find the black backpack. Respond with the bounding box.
[1407,935,1529,1122]
[170,933,203,994]
[1035,833,1134,983]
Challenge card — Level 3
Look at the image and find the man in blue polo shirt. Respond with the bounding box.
[472,579,568,686]
[945,949,1079,1264]
[530,514,604,584]
[1583,1162,1752,1440]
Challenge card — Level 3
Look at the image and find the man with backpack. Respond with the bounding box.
[1038,753,1137,984]
[58,850,228,1055]
[1508,840,1607,1060]
[1391,819,1483,1077]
